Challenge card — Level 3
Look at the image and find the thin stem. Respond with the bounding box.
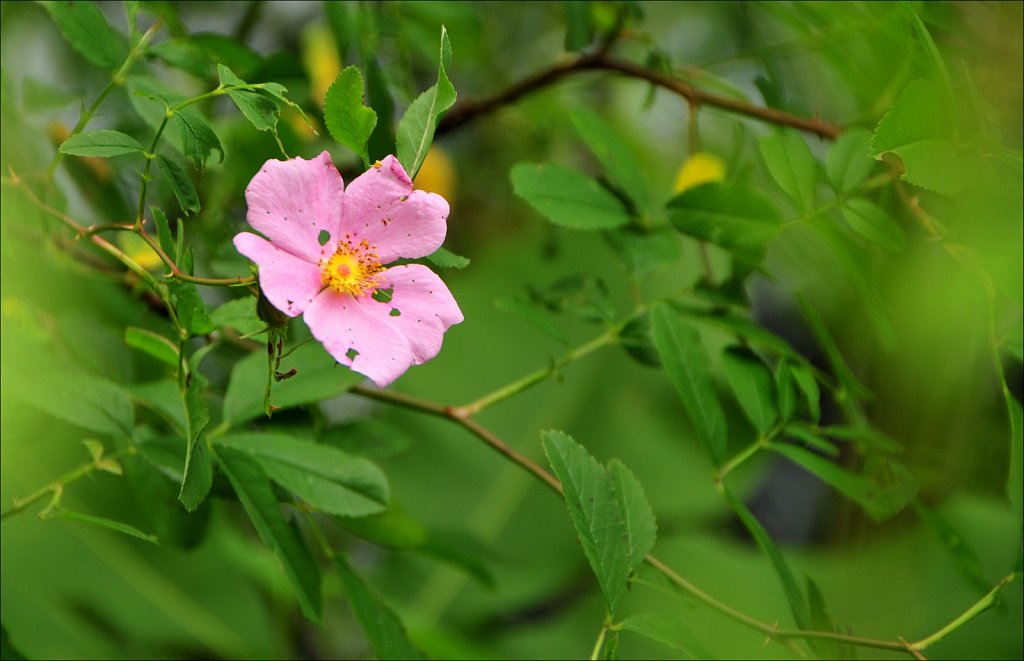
[439,52,841,140]
[910,572,1018,651]
[1,447,135,521]
[589,619,610,661]
[136,114,170,229]
[715,436,767,483]
[137,231,256,287]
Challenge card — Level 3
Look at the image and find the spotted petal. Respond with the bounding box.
[245,151,345,264]
[234,232,324,316]
[379,264,464,365]
[341,155,449,263]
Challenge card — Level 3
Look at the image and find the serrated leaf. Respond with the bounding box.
[425,246,470,269]
[721,485,809,629]
[156,154,200,215]
[59,129,145,158]
[217,448,322,623]
[214,433,389,517]
[223,341,363,424]
[841,199,906,252]
[396,27,456,179]
[510,162,630,231]
[41,0,128,70]
[49,508,159,544]
[542,430,630,614]
[124,326,179,366]
[769,443,918,521]
[172,108,223,170]
[826,128,874,193]
[608,460,657,570]
[13,370,133,438]
[210,297,265,336]
[667,182,781,260]
[616,614,714,659]
[722,346,778,437]
[179,372,211,511]
[333,551,426,659]
[759,129,816,210]
[324,66,378,166]
[570,107,649,215]
[168,281,214,336]
[650,304,727,465]
[870,78,962,195]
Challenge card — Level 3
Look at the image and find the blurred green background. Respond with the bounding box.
[2,2,1021,659]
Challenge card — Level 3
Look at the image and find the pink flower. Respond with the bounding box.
[234,151,463,387]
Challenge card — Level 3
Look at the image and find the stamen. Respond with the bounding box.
[321,239,383,297]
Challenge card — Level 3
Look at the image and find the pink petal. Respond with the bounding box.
[245,151,345,264]
[379,264,464,364]
[341,155,449,263]
[303,289,414,387]
[234,232,323,316]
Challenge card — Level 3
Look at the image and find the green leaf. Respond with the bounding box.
[148,38,212,78]
[364,55,396,162]
[790,362,821,423]
[510,162,630,231]
[14,370,133,438]
[912,500,990,594]
[570,107,649,215]
[395,27,456,179]
[210,297,265,336]
[192,32,262,77]
[59,129,145,158]
[783,425,840,458]
[721,485,809,629]
[172,108,224,170]
[223,341,363,424]
[124,326,179,366]
[671,303,806,364]
[156,154,200,215]
[178,370,211,511]
[826,128,874,194]
[219,65,282,134]
[168,281,214,336]
[650,304,727,466]
[47,508,159,544]
[333,551,426,660]
[425,246,470,269]
[722,346,778,437]
[605,227,681,277]
[870,78,962,195]
[151,206,175,257]
[776,361,798,421]
[805,576,853,659]
[796,293,871,402]
[128,380,186,434]
[841,198,906,252]
[542,430,630,614]
[819,425,903,454]
[667,182,781,260]
[563,0,594,52]
[758,129,817,210]
[616,614,714,659]
[323,66,378,166]
[608,460,657,570]
[216,448,322,623]
[41,0,128,70]
[214,433,389,517]
[768,443,918,521]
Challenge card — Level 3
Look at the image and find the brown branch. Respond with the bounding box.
[438,52,842,140]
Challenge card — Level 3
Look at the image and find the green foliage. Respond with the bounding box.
[759,129,817,211]
[667,182,781,261]
[324,66,378,166]
[41,0,128,69]
[570,107,650,216]
[511,162,631,230]
[721,346,778,437]
[615,614,713,659]
[396,27,456,179]
[59,130,146,158]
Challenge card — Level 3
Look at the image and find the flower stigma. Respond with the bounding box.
[321,236,383,297]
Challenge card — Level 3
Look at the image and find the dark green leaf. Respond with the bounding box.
[168,281,214,336]
[41,0,128,69]
[124,326,179,366]
[769,443,918,521]
[324,66,378,166]
[563,1,594,52]
[542,430,630,614]
[722,346,778,437]
[510,162,630,230]
[179,373,211,511]
[396,27,456,179]
[570,107,649,215]
[671,303,807,364]
[819,425,903,454]
[650,304,727,465]
[191,32,262,76]
[790,362,821,423]
[826,128,875,194]
[224,86,281,135]
[1001,320,1023,364]
[667,182,781,260]
[605,227,681,276]
[776,361,798,421]
[156,155,200,215]
[364,55,396,162]
[796,293,872,402]
[59,129,145,158]
[608,460,657,570]
[759,129,817,210]
[2,623,27,660]
[211,297,265,336]
[172,108,224,170]
[721,485,809,629]
[148,38,211,78]
[223,341,363,424]
[841,199,906,252]
[616,614,714,659]
[425,246,470,269]
[618,315,661,367]
[151,206,175,258]
[217,448,322,623]
[47,508,159,544]
[214,433,389,517]
[783,425,840,458]
[333,551,426,659]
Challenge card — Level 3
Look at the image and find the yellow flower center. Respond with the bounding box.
[321,237,383,297]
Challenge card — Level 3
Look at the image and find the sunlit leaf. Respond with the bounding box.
[324,66,378,166]
[396,27,456,179]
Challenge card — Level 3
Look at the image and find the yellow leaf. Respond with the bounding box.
[674,152,726,194]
